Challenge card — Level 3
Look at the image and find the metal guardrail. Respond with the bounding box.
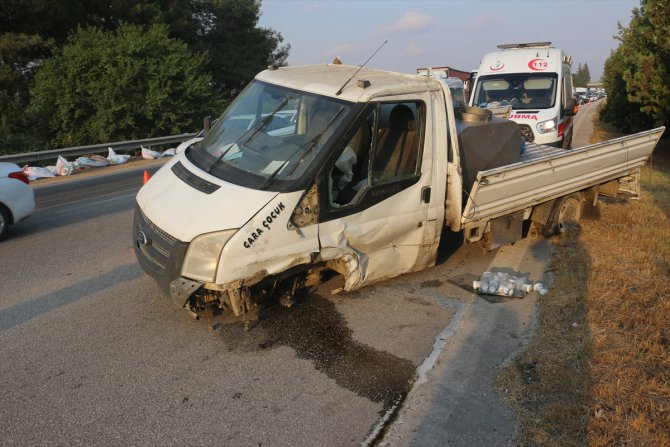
[0,133,198,165]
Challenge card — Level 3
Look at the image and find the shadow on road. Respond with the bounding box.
[0,263,143,332]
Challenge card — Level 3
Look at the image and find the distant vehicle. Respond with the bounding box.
[0,163,35,240]
[417,70,466,106]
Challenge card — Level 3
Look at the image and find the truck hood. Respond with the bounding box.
[136,155,278,242]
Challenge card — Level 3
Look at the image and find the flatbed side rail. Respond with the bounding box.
[461,127,665,224]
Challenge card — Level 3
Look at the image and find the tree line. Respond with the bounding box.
[0,0,289,155]
[572,63,591,88]
[600,0,669,138]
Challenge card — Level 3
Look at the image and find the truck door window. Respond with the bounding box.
[328,108,375,207]
[319,100,425,221]
[371,102,423,184]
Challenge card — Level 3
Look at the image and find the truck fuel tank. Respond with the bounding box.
[454,106,522,193]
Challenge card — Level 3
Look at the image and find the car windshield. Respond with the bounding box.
[187,80,351,190]
[473,73,558,110]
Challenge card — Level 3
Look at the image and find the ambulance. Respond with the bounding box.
[469,42,577,148]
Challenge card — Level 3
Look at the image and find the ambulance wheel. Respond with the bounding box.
[562,132,573,149]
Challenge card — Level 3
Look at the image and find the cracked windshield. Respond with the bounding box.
[191,81,350,187]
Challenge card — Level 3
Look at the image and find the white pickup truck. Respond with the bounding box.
[132,64,664,321]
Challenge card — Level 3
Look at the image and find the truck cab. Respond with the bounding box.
[470,42,577,148]
[134,65,450,318]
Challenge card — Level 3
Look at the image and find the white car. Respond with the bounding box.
[0,162,35,240]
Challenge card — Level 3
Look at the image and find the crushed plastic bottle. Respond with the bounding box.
[474,270,534,297]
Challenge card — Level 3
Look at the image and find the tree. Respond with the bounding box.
[184,0,289,100]
[572,62,591,88]
[2,0,289,152]
[581,63,591,84]
[601,0,669,133]
[0,33,52,154]
[30,23,214,148]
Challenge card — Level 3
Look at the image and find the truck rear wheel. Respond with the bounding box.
[556,194,582,233]
[544,193,583,236]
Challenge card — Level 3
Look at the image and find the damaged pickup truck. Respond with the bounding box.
[133,64,664,322]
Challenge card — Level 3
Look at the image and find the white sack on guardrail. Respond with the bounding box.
[22,165,56,180]
[107,147,131,165]
[141,145,176,159]
[141,146,163,160]
[76,155,109,168]
[57,155,76,176]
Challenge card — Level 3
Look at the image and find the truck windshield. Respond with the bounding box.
[472,73,558,110]
[187,80,351,190]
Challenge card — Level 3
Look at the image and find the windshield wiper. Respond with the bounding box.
[207,97,291,174]
[259,105,345,190]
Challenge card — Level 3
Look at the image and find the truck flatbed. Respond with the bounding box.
[462,127,665,224]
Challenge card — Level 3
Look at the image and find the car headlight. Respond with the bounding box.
[536,118,557,134]
[182,229,237,282]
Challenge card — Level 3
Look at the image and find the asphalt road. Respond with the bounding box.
[0,104,600,446]
[0,158,459,445]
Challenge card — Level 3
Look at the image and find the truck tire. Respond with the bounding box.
[544,193,582,236]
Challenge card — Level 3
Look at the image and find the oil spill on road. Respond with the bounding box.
[219,293,417,412]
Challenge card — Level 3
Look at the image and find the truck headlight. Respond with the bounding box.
[182,229,237,282]
[536,118,557,134]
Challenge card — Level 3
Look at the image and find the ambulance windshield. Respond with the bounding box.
[187,80,352,190]
[473,73,558,110]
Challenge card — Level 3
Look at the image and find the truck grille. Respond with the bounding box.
[519,124,535,142]
[133,205,189,294]
[135,210,173,272]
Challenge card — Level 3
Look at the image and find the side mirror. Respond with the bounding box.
[203,115,212,132]
[564,98,578,116]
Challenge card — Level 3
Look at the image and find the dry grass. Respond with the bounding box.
[497,120,670,446]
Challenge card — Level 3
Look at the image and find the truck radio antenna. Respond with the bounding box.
[335,40,388,96]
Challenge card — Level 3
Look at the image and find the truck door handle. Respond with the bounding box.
[421,186,431,203]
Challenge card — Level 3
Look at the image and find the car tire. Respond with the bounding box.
[0,205,9,241]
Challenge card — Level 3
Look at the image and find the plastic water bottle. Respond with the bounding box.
[534,282,548,295]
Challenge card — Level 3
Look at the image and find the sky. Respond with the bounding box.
[258,0,641,81]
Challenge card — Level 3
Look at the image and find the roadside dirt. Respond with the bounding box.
[496,104,670,446]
